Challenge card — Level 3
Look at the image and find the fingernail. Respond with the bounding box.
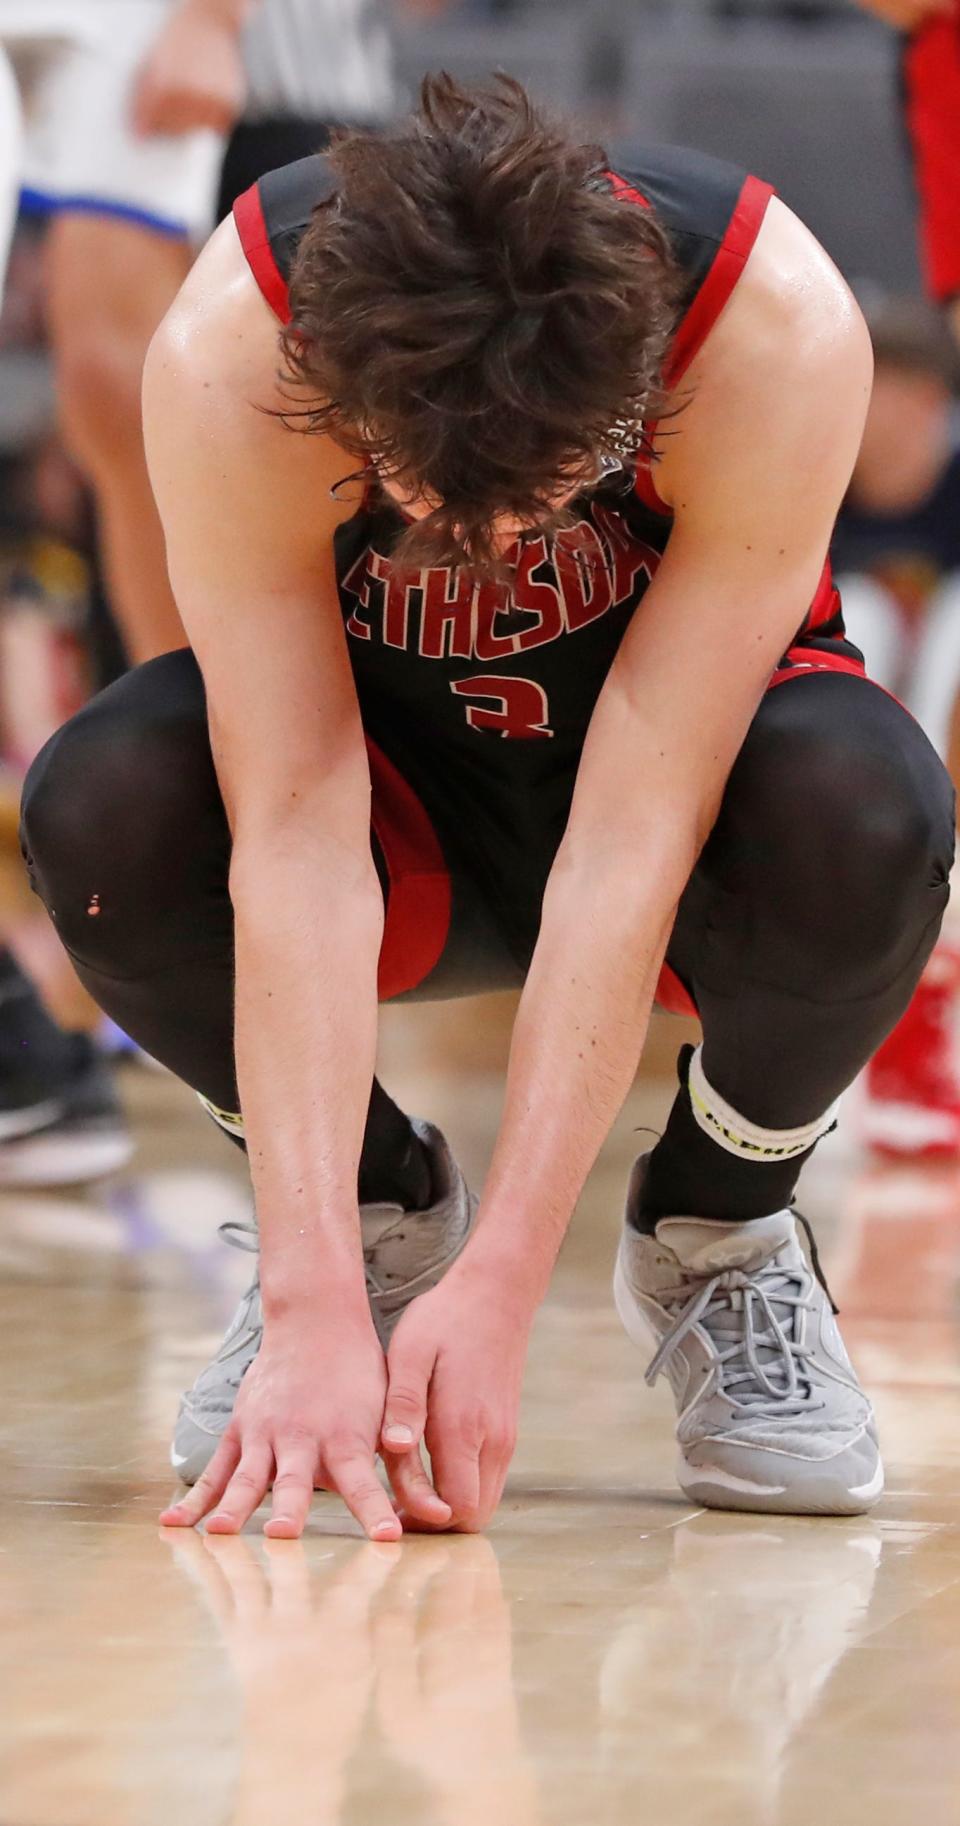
[383,1424,414,1446]
[372,1518,401,1539]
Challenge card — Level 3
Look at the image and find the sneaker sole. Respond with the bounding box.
[678,1458,884,1517]
[613,1248,885,1518]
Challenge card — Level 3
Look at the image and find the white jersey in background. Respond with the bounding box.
[0,0,398,279]
[0,0,221,253]
[0,2,126,38]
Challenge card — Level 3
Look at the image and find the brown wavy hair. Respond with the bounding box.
[280,74,682,574]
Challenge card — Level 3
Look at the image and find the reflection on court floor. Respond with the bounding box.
[1,1028,960,1826]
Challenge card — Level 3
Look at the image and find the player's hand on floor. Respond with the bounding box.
[159,1312,452,1541]
[380,1261,534,1532]
[131,3,247,138]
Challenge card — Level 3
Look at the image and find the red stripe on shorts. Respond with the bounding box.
[768,647,867,690]
[366,739,451,999]
[655,961,699,1019]
[804,561,841,632]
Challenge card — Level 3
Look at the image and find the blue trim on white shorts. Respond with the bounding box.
[19,187,190,239]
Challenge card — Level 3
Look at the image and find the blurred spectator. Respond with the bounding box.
[856,0,960,345]
[0,0,248,1183]
[0,0,447,1187]
[0,435,96,771]
[832,295,960,1156]
[833,294,960,721]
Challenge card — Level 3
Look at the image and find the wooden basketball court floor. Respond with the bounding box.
[2,998,959,1826]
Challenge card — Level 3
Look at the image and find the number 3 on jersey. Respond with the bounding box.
[450,674,554,739]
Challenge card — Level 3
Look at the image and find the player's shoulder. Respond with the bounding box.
[666,191,871,478]
[723,195,865,372]
[147,215,285,409]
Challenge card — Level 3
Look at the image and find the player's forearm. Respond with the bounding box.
[465,840,689,1302]
[230,837,384,1321]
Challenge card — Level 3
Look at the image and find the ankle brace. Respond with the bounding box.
[687,1045,839,1163]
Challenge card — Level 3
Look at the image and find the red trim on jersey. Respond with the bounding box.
[366,738,451,999]
[232,183,292,324]
[629,173,776,517]
[902,13,960,303]
[666,174,774,387]
[605,170,650,210]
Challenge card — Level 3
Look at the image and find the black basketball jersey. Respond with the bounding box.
[232,146,843,937]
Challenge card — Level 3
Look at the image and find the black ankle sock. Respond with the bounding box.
[633,1047,810,1233]
[213,1075,434,1208]
[358,1079,433,1211]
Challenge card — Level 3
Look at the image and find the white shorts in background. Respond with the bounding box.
[1,1,224,241]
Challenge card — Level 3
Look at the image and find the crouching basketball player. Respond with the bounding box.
[20,79,954,1538]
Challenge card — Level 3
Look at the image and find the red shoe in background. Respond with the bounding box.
[864,942,960,1159]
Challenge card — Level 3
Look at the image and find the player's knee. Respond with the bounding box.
[20,699,170,938]
[727,677,953,978]
[843,737,954,930]
[22,717,113,945]
[21,654,219,966]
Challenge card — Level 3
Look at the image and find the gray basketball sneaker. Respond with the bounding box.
[171,1118,476,1485]
[614,1157,883,1516]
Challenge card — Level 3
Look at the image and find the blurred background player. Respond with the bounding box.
[897,0,960,350]
[850,0,960,1155]
[0,0,420,1182]
[0,0,228,1184]
[833,296,960,1155]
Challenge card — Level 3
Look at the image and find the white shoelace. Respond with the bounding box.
[645,1260,823,1417]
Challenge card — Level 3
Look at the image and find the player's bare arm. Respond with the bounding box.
[382,200,873,1529]
[143,220,450,1540]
